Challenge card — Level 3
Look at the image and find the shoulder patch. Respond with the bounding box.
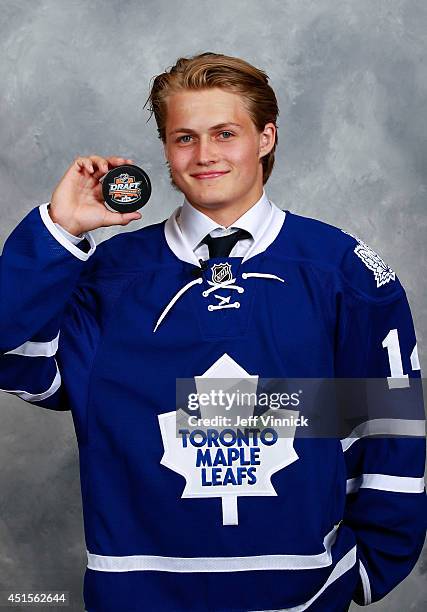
[340,229,396,288]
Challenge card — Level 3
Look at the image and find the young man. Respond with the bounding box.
[0,52,425,612]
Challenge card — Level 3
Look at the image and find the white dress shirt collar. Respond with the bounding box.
[178,189,271,250]
[164,190,286,267]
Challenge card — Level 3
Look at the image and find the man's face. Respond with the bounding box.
[163,87,275,213]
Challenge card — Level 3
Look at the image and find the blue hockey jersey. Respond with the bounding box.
[0,201,425,612]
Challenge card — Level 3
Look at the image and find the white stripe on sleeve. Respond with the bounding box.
[0,359,61,401]
[4,332,60,357]
[346,473,425,494]
[341,418,426,452]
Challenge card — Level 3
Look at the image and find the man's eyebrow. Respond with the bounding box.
[168,123,242,136]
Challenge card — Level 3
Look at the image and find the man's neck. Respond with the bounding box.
[187,188,264,228]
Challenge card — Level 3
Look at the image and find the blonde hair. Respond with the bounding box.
[144,52,279,184]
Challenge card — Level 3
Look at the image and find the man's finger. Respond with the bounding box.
[102,211,142,226]
[106,156,129,166]
[97,157,137,182]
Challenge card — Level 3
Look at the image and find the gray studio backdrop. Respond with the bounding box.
[1,1,426,610]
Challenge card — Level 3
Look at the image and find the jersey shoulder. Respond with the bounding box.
[284,210,404,301]
[83,218,172,277]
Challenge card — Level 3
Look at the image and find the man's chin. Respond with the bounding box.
[169,176,231,208]
[182,191,231,210]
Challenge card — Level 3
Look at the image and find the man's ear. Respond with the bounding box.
[258,123,276,159]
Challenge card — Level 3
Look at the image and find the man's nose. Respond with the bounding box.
[195,136,220,165]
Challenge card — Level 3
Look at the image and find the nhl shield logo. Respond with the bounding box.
[108,173,142,204]
[211,263,232,284]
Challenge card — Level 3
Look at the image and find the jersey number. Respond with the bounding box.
[382,329,420,388]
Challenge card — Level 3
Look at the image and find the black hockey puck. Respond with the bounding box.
[102,164,151,213]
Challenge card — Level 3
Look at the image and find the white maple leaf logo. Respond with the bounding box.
[158,354,299,526]
[341,230,395,288]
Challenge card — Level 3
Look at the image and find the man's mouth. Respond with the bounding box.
[191,171,230,180]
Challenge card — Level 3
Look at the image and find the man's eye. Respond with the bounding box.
[178,135,193,143]
[220,131,233,139]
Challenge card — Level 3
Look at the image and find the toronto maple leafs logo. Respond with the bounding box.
[211,263,232,284]
[341,230,396,288]
[158,354,299,526]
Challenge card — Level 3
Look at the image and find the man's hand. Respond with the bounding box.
[49,155,143,236]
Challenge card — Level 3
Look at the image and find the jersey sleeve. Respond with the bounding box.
[0,203,98,412]
[335,234,427,606]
